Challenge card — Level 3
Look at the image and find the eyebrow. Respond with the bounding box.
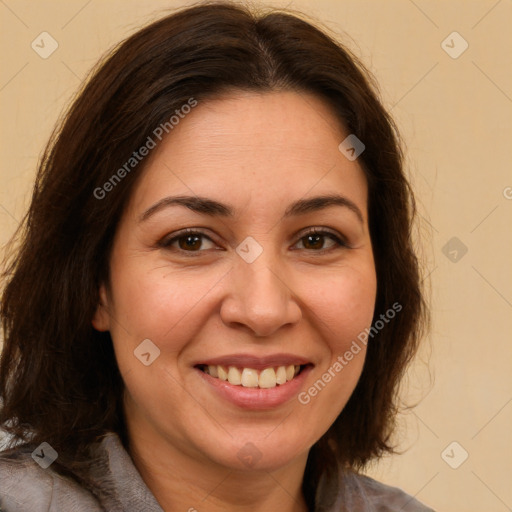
[139,193,364,224]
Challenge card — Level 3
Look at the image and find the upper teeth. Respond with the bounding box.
[204,364,300,388]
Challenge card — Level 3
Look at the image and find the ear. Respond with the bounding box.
[92,283,111,332]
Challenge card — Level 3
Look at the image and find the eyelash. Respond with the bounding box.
[158,227,350,256]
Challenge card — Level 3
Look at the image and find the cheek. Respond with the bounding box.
[106,265,224,409]
[299,262,377,351]
[108,261,226,343]
[295,268,376,426]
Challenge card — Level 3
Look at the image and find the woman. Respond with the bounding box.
[0,2,432,511]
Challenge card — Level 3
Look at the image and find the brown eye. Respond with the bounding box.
[160,229,217,253]
[302,234,325,250]
[178,234,203,251]
[294,229,347,252]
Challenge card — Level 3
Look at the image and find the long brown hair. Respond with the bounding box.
[0,2,427,509]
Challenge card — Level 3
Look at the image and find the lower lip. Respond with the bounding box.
[195,366,313,410]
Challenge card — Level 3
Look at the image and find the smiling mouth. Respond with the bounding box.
[196,364,308,389]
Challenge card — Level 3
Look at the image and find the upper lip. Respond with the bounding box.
[194,353,312,370]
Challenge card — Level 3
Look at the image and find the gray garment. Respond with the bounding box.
[0,432,435,511]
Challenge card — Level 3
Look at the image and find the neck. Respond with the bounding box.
[126,423,310,512]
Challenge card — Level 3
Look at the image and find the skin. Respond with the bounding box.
[93,90,377,512]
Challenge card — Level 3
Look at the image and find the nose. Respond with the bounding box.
[219,254,302,338]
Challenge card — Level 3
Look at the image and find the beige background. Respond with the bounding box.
[1,1,511,510]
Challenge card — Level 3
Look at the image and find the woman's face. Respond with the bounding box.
[93,91,377,472]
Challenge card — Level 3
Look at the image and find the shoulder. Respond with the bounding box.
[342,472,436,512]
[0,445,101,512]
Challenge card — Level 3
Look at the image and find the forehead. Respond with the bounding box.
[128,90,368,219]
